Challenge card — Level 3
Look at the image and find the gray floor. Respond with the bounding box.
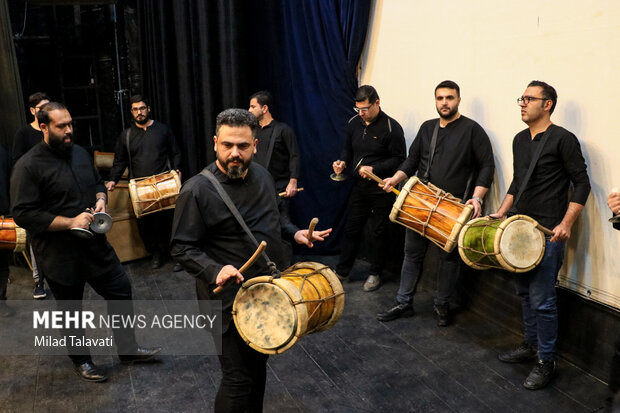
[0,255,608,412]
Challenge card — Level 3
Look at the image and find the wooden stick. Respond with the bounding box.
[278,187,304,197]
[212,241,267,294]
[536,224,555,236]
[359,168,400,196]
[307,217,319,241]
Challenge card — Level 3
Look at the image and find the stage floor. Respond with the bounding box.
[0,255,608,412]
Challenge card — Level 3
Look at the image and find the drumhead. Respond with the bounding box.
[497,215,545,272]
[233,277,302,352]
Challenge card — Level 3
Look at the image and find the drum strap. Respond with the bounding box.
[264,123,279,171]
[199,168,279,276]
[513,124,556,209]
[125,129,133,179]
[422,120,440,183]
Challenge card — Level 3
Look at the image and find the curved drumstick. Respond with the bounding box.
[358,168,400,196]
[278,187,305,197]
[307,217,319,241]
[212,241,267,294]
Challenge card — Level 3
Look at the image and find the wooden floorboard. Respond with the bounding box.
[0,255,609,412]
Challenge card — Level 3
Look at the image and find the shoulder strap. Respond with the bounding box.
[199,168,278,274]
[263,123,279,170]
[125,129,133,179]
[423,120,440,182]
[513,124,555,208]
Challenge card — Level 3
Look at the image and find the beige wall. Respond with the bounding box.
[360,0,620,308]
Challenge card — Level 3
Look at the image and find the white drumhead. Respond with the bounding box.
[499,219,545,270]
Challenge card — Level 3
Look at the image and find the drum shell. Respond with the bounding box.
[0,216,26,253]
[128,170,181,218]
[389,176,473,252]
[232,262,345,355]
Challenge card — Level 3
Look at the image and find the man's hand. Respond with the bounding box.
[176,169,182,181]
[294,227,333,248]
[285,179,298,197]
[382,176,399,193]
[94,198,106,213]
[332,160,346,175]
[608,192,620,215]
[215,265,244,286]
[105,181,116,192]
[550,222,569,243]
[487,212,505,220]
[70,211,94,230]
[465,198,482,219]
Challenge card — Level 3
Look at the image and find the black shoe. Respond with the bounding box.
[172,262,183,272]
[74,361,107,382]
[498,341,538,363]
[377,303,414,322]
[119,346,162,365]
[434,303,450,327]
[151,253,161,269]
[523,359,555,390]
[0,302,15,317]
[33,280,46,299]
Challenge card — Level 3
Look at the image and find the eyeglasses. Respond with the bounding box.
[517,96,548,105]
[353,105,373,114]
[131,106,148,113]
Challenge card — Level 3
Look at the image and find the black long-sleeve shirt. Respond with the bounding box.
[340,110,406,194]
[11,124,43,166]
[507,125,590,229]
[109,121,181,182]
[0,146,10,215]
[10,142,120,285]
[170,162,298,330]
[254,120,301,192]
[400,116,495,199]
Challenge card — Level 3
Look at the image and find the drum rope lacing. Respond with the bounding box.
[134,174,179,213]
[461,220,503,269]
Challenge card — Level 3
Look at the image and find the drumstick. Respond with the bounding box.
[536,224,555,237]
[212,241,267,294]
[307,217,319,241]
[278,187,304,197]
[358,168,400,196]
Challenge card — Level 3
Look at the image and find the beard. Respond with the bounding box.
[437,105,458,120]
[221,156,252,179]
[133,112,151,125]
[48,133,73,158]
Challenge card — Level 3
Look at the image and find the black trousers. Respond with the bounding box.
[336,189,394,277]
[608,331,620,410]
[0,250,9,300]
[215,326,269,413]
[46,268,138,365]
[136,209,174,255]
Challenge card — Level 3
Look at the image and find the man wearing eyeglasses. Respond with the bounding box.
[492,81,590,390]
[106,95,182,269]
[376,80,494,327]
[332,85,406,292]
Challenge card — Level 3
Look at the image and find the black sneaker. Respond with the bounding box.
[523,359,555,390]
[33,281,46,299]
[151,253,162,269]
[498,342,538,363]
[377,303,414,322]
[434,303,450,327]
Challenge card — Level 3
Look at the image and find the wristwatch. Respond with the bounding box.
[472,196,483,206]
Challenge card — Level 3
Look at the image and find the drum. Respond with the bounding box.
[458,215,546,273]
[232,262,345,355]
[0,217,26,253]
[389,177,473,252]
[128,171,181,218]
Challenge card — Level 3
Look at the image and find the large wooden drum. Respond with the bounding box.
[0,216,26,253]
[232,262,345,355]
[389,177,473,252]
[128,171,181,218]
[458,215,546,273]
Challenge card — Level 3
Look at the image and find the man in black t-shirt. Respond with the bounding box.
[11,91,50,299]
[377,80,494,326]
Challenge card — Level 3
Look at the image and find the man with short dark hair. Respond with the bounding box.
[12,91,50,299]
[11,102,161,382]
[106,95,182,269]
[248,90,301,197]
[377,80,495,326]
[492,81,590,390]
[332,85,407,292]
[171,108,331,412]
